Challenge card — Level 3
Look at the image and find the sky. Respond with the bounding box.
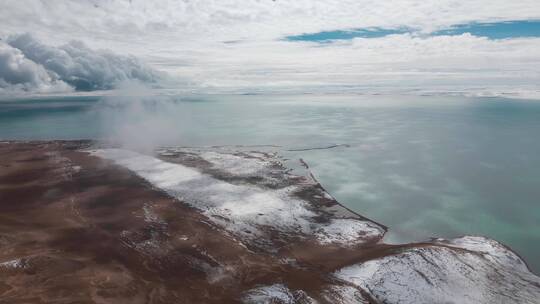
[1,0,540,96]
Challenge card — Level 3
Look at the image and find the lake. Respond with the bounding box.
[1,93,539,272]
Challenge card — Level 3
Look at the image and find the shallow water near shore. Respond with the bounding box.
[1,94,539,273]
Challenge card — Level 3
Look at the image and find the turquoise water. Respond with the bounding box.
[1,94,539,272]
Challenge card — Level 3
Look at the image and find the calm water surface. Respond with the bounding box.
[1,94,539,272]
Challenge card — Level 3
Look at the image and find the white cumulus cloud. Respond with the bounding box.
[0,41,72,94]
[0,34,162,95]
[1,1,540,96]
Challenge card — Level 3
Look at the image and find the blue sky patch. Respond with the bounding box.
[432,20,540,39]
[286,20,540,42]
[286,28,409,42]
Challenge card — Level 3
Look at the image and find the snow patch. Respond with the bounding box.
[315,219,384,245]
[322,285,369,304]
[242,284,315,304]
[0,259,25,269]
[142,203,166,225]
[199,151,272,176]
[445,235,530,272]
[334,238,540,304]
[89,149,383,248]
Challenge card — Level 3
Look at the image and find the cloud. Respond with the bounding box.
[169,34,540,95]
[1,1,540,96]
[0,41,72,94]
[2,1,540,44]
[0,34,162,95]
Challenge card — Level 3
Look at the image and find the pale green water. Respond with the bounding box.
[1,94,539,272]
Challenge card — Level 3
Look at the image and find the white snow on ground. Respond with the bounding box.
[0,259,24,269]
[199,151,273,176]
[334,236,540,304]
[444,235,530,272]
[242,284,316,304]
[321,286,369,304]
[89,149,383,247]
[315,219,384,246]
[142,203,166,225]
[242,284,296,304]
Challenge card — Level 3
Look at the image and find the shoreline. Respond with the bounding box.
[1,140,538,303]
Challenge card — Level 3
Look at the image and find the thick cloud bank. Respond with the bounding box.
[0,41,71,94]
[0,34,161,95]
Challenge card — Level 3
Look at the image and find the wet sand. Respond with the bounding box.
[0,141,538,304]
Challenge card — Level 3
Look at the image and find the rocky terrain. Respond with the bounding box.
[0,141,539,303]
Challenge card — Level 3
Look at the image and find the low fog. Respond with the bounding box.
[93,82,188,152]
